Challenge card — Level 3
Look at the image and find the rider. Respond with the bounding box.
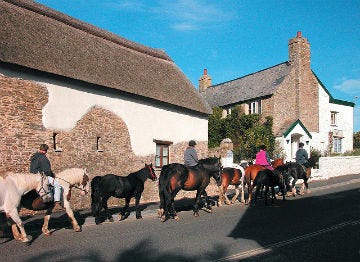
[255,144,274,171]
[184,140,199,167]
[30,144,62,208]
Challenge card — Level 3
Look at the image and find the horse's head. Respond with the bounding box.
[199,157,222,182]
[272,158,284,168]
[37,173,52,203]
[145,163,157,181]
[80,168,90,195]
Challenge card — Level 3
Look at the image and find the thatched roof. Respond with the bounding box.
[201,62,291,108]
[0,0,212,114]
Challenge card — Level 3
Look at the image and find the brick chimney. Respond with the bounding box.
[199,68,212,92]
[288,31,311,70]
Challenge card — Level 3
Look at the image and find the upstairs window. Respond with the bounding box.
[248,100,261,114]
[154,140,173,168]
[331,111,338,126]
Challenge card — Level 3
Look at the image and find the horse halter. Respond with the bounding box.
[146,164,157,181]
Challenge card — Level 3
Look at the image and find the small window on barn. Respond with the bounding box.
[96,137,103,152]
[52,133,62,152]
[331,111,338,126]
[154,140,173,168]
[248,100,261,114]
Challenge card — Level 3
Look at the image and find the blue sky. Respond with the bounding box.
[36,0,360,131]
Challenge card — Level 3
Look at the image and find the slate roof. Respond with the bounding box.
[0,0,212,114]
[201,62,291,108]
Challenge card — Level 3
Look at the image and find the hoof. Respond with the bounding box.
[74,226,82,232]
[136,216,143,219]
[160,215,167,222]
[157,209,164,218]
[21,235,32,243]
[109,216,114,222]
[42,228,51,236]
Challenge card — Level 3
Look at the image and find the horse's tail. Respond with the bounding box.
[91,176,102,216]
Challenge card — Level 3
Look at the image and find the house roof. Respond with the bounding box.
[0,0,212,114]
[282,119,312,139]
[201,62,291,108]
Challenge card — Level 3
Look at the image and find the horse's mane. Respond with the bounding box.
[199,157,220,165]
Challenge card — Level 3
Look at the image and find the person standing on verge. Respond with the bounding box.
[184,140,199,167]
[30,144,62,208]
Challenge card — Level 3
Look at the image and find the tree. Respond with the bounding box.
[208,106,275,161]
[354,131,360,149]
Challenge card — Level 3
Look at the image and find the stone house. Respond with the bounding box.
[200,32,354,161]
[0,0,212,208]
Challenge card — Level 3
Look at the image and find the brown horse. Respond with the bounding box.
[244,158,284,204]
[217,162,248,206]
[158,157,222,222]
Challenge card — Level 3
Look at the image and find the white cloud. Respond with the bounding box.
[334,78,360,95]
[155,0,235,31]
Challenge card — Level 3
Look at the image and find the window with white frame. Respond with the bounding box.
[333,137,342,153]
[330,111,338,126]
[248,100,261,114]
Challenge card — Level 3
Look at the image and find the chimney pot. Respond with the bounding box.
[204,68,207,75]
[297,31,302,37]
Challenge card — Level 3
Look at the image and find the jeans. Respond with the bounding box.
[47,176,62,202]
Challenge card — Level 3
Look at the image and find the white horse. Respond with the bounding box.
[12,168,90,238]
[0,172,51,242]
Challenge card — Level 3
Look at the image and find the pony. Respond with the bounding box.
[91,163,157,225]
[217,162,248,206]
[251,166,286,206]
[244,158,284,204]
[158,157,222,222]
[0,172,51,242]
[283,156,318,196]
[12,168,90,239]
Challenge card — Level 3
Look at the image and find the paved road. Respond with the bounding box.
[0,174,359,261]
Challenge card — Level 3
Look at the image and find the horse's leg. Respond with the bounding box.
[218,185,225,206]
[264,185,269,205]
[240,176,245,203]
[63,199,81,232]
[300,179,309,195]
[291,178,297,196]
[270,186,276,205]
[42,208,53,236]
[202,190,212,212]
[193,189,203,217]
[158,188,165,218]
[120,196,131,220]
[102,196,113,222]
[8,209,31,242]
[11,223,21,241]
[231,185,239,204]
[252,184,260,206]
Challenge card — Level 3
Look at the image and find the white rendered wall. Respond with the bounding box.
[0,68,208,156]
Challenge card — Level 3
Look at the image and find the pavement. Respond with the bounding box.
[1,173,359,239]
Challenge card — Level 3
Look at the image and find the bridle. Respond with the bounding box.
[37,173,52,201]
[146,164,157,180]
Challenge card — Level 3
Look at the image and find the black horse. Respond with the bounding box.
[91,163,157,225]
[252,166,286,206]
[284,155,318,196]
[158,157,222,222]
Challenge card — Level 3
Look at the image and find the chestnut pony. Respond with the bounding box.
[158,157,222,222]
[244,158,284,204]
